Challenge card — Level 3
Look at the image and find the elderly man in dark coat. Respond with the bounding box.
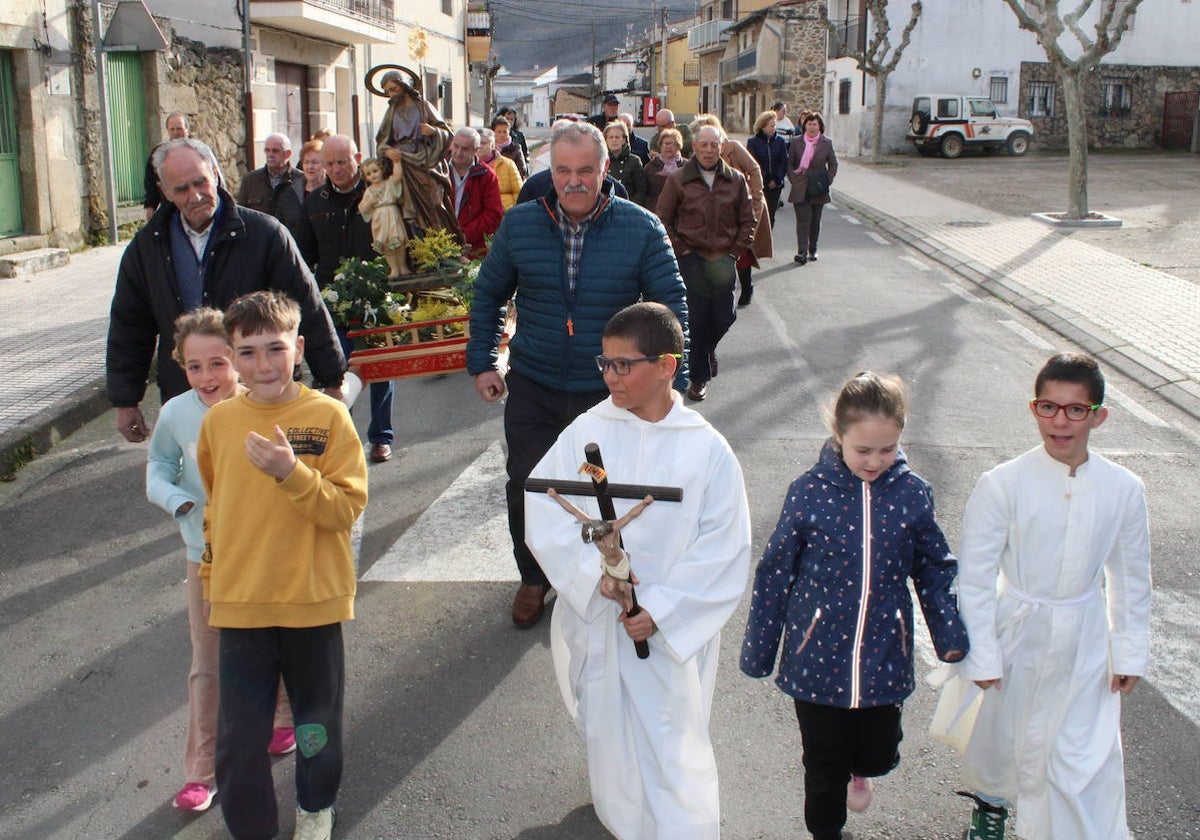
[107,138,344,443]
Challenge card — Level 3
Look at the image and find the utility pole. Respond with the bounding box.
[659,6,668,107]
[591,22,597,109]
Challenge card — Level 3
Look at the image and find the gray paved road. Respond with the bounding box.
[2,201,1197,839]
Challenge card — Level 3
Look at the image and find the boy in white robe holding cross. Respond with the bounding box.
[952,352,1152,840]
[525,302,751,840]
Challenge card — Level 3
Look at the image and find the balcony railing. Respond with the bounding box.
[467,11,490,34]
[683,59,699,83]
[687,18,734,51]
[719,48,757,83]
[827,19,862,59]
[305,0,394,27]
[250,0,395,43]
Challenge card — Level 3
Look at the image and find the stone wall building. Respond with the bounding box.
[0,0,88,251]
[1019,61,1200,150]
[824,0,1200,155]
[1,1,477,253]
[720,4,826,133]
[552,88,590,118]
[142,29,246,194]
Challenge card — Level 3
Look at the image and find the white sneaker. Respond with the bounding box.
[847,775,873,813]
[294,806,335,840]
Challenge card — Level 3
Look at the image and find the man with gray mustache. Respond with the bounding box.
[467,120,689,630]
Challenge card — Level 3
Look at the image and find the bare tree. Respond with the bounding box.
[821,1,922,161]
[1000,0,1143,219]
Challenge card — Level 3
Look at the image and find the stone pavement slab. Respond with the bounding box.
[0,244,125,476]
[832,159,1200,419]
[861,153,1200,285]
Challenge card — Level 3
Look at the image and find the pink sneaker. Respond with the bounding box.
[847,775,873,813]
[173,782,216,812]
[268,726,297,755]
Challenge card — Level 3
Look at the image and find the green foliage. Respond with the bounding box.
[321,256,405,328]
[1,435,40,481]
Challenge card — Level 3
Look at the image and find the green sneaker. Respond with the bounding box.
[957,791,1007,840]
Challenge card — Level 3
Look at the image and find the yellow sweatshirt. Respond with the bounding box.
[197,385,368,629]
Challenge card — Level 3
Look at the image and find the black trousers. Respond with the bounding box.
[764,185,783,229]
[504,369,608,585]
[678,252,737,384]
[793,700,903,840]
[217,624,345,840]
[794,201,826,257]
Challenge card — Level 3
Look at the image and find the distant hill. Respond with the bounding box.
[491,0,696,74]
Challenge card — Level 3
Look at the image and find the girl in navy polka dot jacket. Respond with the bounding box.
[740,372,968,840]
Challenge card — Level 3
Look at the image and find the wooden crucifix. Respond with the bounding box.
[525,443,684,660]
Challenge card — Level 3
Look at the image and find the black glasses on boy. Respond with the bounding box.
[594,354,682,376]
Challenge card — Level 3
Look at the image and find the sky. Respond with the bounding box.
[490,0,699,74]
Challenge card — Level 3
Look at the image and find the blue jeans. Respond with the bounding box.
[337,329,393,445]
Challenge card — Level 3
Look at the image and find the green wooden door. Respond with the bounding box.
[0,50,21,236]
[104,51,149,206]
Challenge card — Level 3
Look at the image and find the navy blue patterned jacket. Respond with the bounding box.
[740,441,969,708]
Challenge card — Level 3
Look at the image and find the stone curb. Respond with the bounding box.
[0,378,112,481]
[833,190,1200,422]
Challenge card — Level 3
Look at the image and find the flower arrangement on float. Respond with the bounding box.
[320,229,497,381]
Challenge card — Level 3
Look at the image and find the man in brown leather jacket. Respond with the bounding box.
[655,124,755,402]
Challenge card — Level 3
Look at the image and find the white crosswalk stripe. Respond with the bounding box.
[1106,385,1170,428]
[361,441,518,582]
[999,318,1054,350]
[942,281,979,303]
[1148,587,1200,729]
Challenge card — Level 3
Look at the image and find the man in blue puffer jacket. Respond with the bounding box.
[467,120,689,630]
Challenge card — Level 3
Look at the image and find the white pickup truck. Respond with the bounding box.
[905,94,1034,159]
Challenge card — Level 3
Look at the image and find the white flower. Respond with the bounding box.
[322,288,339,304]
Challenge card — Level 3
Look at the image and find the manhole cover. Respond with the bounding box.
[947,220,991,228]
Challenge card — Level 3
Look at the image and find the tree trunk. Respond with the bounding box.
[1060,68,1089,219]
[872,73,888,162]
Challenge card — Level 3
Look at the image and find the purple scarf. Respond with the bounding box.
[660,154,683,174]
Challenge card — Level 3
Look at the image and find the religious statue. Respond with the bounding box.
[358,156,410,278]
[367,65,464,247]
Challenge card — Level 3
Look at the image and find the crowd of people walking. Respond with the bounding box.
[105,84,1150,840]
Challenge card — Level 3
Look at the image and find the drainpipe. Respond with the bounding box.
[350,46,360,149]
[242,0,254,171]
[365,44,374,144]
[92,0,119,244]
[762,16,783,121]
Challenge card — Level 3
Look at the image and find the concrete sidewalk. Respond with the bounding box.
[831,159,1200,418]
[0,244,125,477]
[2,154,1198,476]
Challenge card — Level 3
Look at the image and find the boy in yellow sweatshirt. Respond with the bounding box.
[198,290,367,840]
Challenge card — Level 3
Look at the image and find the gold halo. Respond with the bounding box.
[365,64,421,98]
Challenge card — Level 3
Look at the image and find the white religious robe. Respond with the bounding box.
[955,445,1151,840]
[525,395,751,840]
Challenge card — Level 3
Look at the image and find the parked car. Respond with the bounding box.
[906,94,1034,159]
